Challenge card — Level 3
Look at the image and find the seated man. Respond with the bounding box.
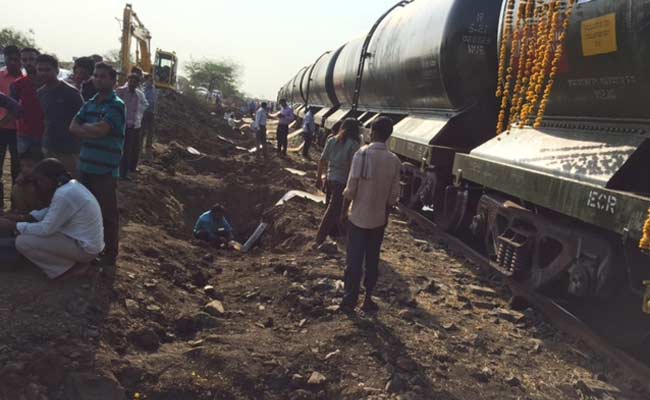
[0,159,104,278]
[193,203,234,248]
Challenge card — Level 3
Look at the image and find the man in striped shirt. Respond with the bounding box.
[69,63,126,266]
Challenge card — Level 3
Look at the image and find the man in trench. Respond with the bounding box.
[193,203,235,249]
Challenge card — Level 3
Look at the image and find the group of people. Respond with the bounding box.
[252,98,297,158]
[249,95,401,312]
[252,98,401,313]
[314,116,401,312]
[0,44,158,278]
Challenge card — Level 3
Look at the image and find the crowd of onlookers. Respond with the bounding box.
[0,44,157,278]
[0,43,404,314]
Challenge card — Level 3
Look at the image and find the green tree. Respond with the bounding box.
[185,59,242,98]
[0,27,38,49]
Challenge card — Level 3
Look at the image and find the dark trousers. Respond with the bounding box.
[80,172,119,262]
[343,222,386,305]
[302,132,313,158]
[120,127,140,178]
[0,237,19,266]
[0,129,19,208]
[315,181,345,243]
[141,111,155,155]
[277,124,289,155]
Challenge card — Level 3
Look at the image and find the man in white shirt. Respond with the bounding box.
[340,117,402,313]
[253,102,268,158]
[0,159,104,278]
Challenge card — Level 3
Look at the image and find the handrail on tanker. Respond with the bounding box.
[304,51,332,108]
[351,0,414,112]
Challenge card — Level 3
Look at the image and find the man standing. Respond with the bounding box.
[140,74,157,159]
[0,46,24,200]
[36,54,84,175]
[69,62,125,267]
[115,73,148,179]
[339,117,401,313]
[253,102,268,158]
[11,48,45,159]
[302,106,316,160]
[72,57,98,101]
[271,99,294,156]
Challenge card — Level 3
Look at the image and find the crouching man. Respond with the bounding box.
[193,203,234,248]
[0,159,104,278]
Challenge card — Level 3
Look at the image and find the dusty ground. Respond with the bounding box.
[0,93,648,400]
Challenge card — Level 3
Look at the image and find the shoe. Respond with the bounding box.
[361,297,379,313]
[338,302,356,314]
[97,254,117,267]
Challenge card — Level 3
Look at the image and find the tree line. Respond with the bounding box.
[1,27,243,99]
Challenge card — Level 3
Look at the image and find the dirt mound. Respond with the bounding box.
[156,91,245,151]
[262,198,323,252]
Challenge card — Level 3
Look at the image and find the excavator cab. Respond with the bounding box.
[154,50,177,90]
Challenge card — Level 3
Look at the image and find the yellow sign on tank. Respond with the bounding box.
[581,13,617,56]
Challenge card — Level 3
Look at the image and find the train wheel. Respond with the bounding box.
[434,185,469,234]
[400,162,422,209]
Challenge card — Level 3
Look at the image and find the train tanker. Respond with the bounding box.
[278,0,650,350]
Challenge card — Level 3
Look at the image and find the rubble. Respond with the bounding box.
[204,300,226,317]
[307,371,327,386]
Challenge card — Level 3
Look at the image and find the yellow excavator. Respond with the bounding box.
[120,3,177,90]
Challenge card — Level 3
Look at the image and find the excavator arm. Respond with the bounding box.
[120,4,154,79]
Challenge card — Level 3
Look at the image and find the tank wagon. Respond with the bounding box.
[278,0,650,348]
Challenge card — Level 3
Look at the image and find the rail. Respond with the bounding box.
[397,205,650,391]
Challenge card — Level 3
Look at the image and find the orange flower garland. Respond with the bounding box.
[496,0,575,133]
[640,209,650,251]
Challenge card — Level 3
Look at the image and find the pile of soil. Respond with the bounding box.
[0,93,648,400]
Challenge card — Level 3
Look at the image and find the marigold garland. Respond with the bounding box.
[640,209,650,251]
[496,0,576,134]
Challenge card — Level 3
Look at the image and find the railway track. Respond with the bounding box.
[398,205,650,391]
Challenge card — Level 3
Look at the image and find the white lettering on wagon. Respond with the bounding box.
[587,190,617,214]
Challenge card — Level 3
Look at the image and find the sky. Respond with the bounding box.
[1,0,399,99]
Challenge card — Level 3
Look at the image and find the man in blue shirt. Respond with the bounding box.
[302,106,316,160]
[193,203,234,248]
[69,62,126,266]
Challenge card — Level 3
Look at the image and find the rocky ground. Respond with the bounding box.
[0,93,648,400]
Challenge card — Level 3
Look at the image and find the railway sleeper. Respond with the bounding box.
[471,193,617,300]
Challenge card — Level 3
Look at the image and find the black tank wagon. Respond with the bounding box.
[278,0,650,350]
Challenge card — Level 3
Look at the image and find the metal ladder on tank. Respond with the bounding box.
[351,0,414,112]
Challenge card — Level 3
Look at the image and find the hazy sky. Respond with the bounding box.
[1,0,399,99]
